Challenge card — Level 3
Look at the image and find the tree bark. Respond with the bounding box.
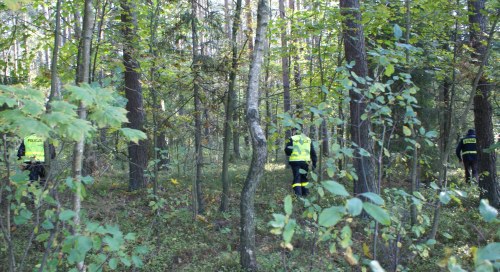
[279,0,292,142]
[73,0,93,270]
[340,0,375,194]
[220,0,243,212]
[240,0,269,270]
[121,0,148,191]
[469,0,500,207]
[191,0,204,214]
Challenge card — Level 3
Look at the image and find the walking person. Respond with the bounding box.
[17,134,54,185]
[456,129,479,183]
[285,126,317,196]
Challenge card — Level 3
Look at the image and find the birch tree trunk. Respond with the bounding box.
[73,0,93,270]
[240,0,269,270]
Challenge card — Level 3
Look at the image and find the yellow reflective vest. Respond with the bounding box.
[289,134,312,162]
[24,135,45,162]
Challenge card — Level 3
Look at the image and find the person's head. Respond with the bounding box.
[467,129,475,135]
[291,123,303,135]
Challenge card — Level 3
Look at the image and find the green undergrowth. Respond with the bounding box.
[6,161,496,271]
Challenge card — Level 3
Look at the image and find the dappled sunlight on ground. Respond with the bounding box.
[265,162,286,171]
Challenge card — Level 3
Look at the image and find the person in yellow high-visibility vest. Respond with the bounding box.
[284,126,317,196]
[455,129,479,183]
[17,135,55,185]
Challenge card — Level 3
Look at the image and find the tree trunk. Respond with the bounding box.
[240,0,269,270]
[73,0,93,270]
[121,0,148,191]
[279,0,292,141]
[220,0,243,212]
[340,0,375,194]
[469,0,500,207]
[191,0,204,214]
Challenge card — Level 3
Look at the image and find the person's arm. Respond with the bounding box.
[455,140,463,161]
[284,138,293,156]
[17,142,25,160]
[310,143,317,169]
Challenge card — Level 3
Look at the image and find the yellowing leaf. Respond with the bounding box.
[363,243,373,258]
[170,178,179,185]
[344,246,358,265]
[403,126,412,136]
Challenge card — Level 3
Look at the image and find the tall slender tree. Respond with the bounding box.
[220,0,243,212]
[121,0,148,191]
[279,0,292,142]
[240,0,269,270]
[340,0,375,194]
[469,0,499,207]
[191,0,204,214]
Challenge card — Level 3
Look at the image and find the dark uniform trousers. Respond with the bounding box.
[290,161,310,196]
[463,160,478,183]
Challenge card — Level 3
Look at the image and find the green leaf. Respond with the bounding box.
[358,148,371,157]
[318,206,343,227]
[426,239,437,245]
[443,232,453,239]
[393,24,403,40]
[322,180,350,197]
[134,245,149,255]
[283,219,296,243]
[269,214,286,228]
[59,210,77,221]
[363,202,390,225]
[132,255,144,267]
[425,131,438,138]
[124,232,136,241]
[347,198,363,216]
[439,191,451,204]
[476,243,500,262]
[36,233,50,242]
[41,219,55,230]
[14,209,33,225]
[86,222,100,232]
[479,199,498,222]
[103,236,122,251]
[403,126,412,136]
[284,195,293,215]
[384,64,395,77]
[121,257,131,267]
[360,192,385,205]
[109,258,118,269]
[77,236,93,254]
[120,128,147,144]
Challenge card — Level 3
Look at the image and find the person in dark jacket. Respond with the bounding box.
[285,127,317,196]
[17,135,55,185]
[456,129,479,183]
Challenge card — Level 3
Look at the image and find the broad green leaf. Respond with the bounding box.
[59,210,76,221]
[479,199,498,222]
[425,131,438,138]
[134,246,149,255]
[347,198,363,216]
[283,219,296,243]
[403,126,411,136]
[322,180,349,197]
[36,233,50,242]
[426,239,436,245]
[363,202,390,226]
[284,195,293,215]
[120,128,147,144]
[124,232,136,241]
[384,64,395,77]
[358,148,371,157]
[393,24,403,40]
[103,236,123,251]
[476,243,500,262]
[121,257,131,267]
[14,209,33,225]
[439,191,451,204]
[77,236,93,253]
[89,106,128,128]
[360,192,385,205]
[41,219,55,230]
[109,258,118,269]
[132,255,144,267]
[269,214,286,228]
[318,206,343,227]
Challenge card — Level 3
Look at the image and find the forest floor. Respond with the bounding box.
[5,160,497,271]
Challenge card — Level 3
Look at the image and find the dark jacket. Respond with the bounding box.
[456,132,478,161]
[285,136,318,168]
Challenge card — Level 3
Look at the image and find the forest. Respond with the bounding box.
[0,0,499,271]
